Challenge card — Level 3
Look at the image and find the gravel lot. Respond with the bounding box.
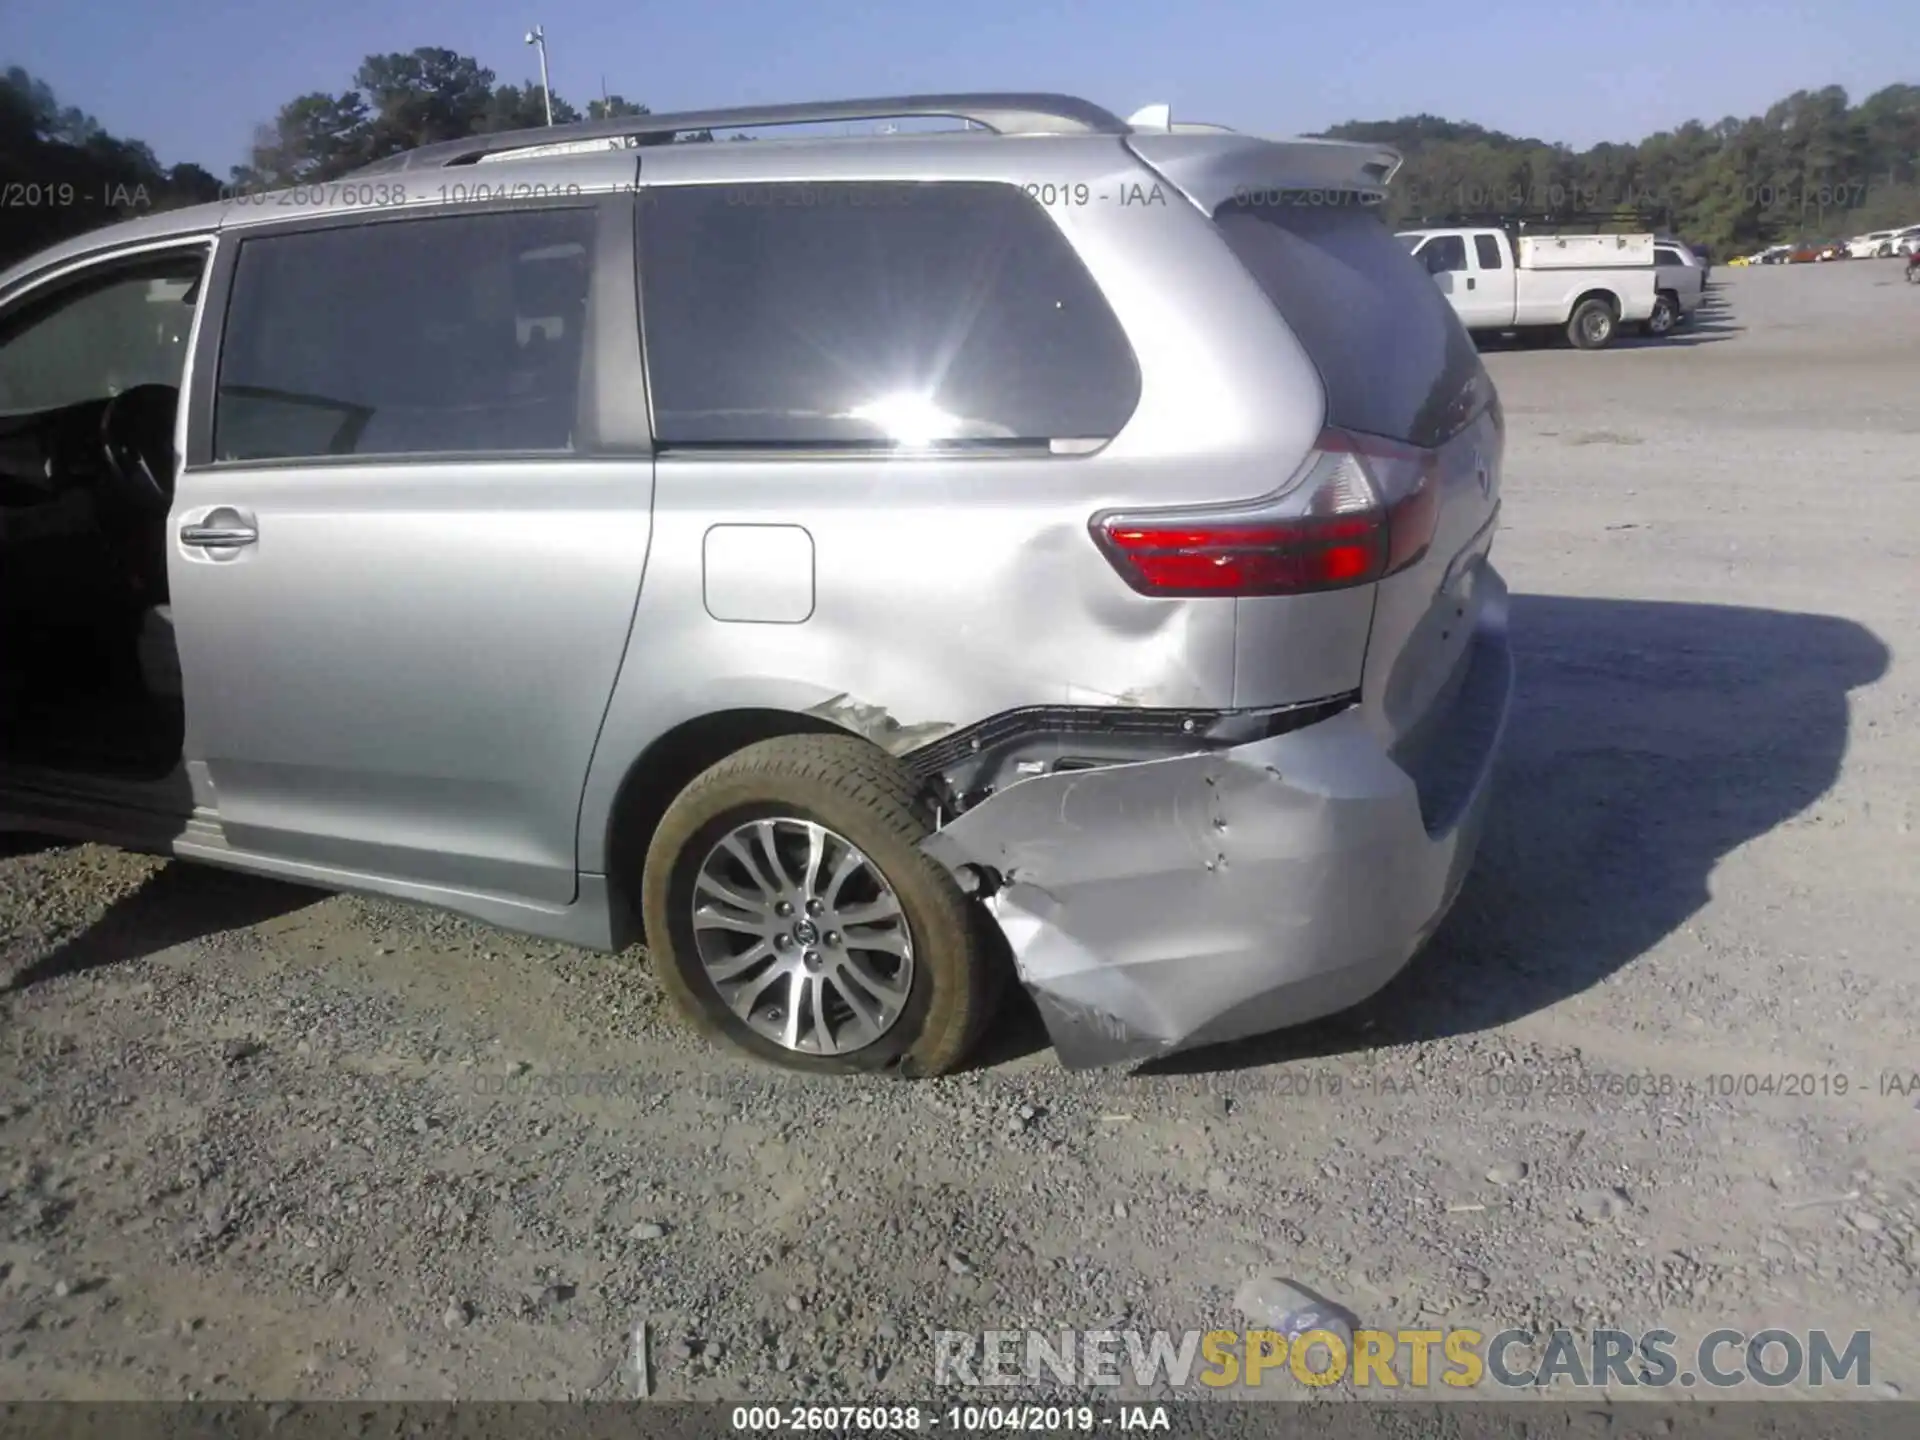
[2,258,1917,1405]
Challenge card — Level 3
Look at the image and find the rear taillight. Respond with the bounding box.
[1091,427,1440,598]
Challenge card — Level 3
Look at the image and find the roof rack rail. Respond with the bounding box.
[354,93,1131,174]
[1407,209,1672,232]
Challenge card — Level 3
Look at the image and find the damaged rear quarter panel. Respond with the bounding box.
[922,709,1451,1067]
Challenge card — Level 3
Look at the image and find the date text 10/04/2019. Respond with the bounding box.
[729,1405,1170,1431]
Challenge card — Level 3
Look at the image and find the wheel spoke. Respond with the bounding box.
[800,823,827,899]
[693,905,768,937]
[835,895,900,927]
[842,922,909,957]
[724,955,793,1020]
[704,939,776,983]
[822,847,866,907]
[827,972,885,1049]
[719,832,778,898]
[837,951,911,1011]
[696,869,771,920]
[751,819,795,891]
[780,968,808,1050]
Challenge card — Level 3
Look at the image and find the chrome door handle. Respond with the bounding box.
[180,522,257,550]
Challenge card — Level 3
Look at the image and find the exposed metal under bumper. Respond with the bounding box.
[922,619,1512,1070]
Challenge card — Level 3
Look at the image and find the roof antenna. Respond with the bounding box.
[1126,103,1172,131]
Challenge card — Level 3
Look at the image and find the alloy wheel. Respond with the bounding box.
[690,817,915,1056]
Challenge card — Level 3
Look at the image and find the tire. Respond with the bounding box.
[1640,293,1678,338]
[1567,297,1617,350]
[641,734,1000,1077]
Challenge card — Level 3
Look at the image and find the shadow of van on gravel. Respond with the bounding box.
[1143,594,1889,1077]
[4,597,1890,1079]
[2,862,322,994]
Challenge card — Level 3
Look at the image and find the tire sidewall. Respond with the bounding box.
[1649,296,1676,335]
[646,788,957,1076]
[1571,301,1615,349]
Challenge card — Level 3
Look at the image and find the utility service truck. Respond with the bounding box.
[1396,225,1660,350]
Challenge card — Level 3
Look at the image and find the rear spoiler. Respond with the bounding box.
[1123,131,1404,214]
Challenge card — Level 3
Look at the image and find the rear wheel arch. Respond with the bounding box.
[602,708,849,947]
[1570,287,1621,318]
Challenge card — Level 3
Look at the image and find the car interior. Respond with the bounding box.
[0,251,203,780]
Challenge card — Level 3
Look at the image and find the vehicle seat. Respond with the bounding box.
[138,604,181,700]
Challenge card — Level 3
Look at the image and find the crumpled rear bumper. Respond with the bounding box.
[921,588,1513,1069]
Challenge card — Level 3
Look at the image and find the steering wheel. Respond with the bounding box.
[98,383,181,517]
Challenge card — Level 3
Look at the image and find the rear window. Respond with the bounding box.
[1213,198,1488,449]
[638,182,1140,450]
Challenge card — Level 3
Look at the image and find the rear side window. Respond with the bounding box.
[1473,234,1505,269]
[1655,246,1684,265]
[214,208,597,461]
[637,182,1140,449]
[1213,198,1488,449]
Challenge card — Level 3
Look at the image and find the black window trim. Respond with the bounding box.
[184,194,651,471]
[630,178,1141,461]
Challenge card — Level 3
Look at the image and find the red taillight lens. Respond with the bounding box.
[1092,427,1442,598]
[1100,516,1384,596]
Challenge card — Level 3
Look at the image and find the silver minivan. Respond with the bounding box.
[0,94,1512,1076]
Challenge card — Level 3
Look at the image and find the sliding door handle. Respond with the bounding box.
[180,521,257,550]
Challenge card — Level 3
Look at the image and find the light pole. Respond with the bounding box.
[524,26,553,126]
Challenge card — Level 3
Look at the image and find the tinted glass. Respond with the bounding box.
[0,259,203,417]
[1214,199,1489,449]
[1655,246,1683,265]
[1473,234,1505,269]
[1424,235,1468,272]
[637,182,1139,448]
[214,208,596,461]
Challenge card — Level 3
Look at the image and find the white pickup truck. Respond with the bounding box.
[1396,226,1660,350]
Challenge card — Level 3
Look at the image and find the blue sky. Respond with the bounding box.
[9,0,1915,171]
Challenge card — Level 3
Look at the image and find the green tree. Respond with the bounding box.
[232,91,371,188]
[587,94,648,121]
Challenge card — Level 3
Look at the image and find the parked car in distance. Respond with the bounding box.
[1397,224,1659,349]
[1847,230,1899,258]
[0,92,1514,1077]
[1814,240,1849,261]
[1786,245,1822,264]
[1896,226,1920,255]
[1648,240,1705,336]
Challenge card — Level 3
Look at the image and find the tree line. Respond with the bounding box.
[1328,83,1920,252]
[5,55,1918,271]
[1,50,665,268]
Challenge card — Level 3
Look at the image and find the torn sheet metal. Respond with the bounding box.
[922,707,1494,1068]
[805,693,956,756]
